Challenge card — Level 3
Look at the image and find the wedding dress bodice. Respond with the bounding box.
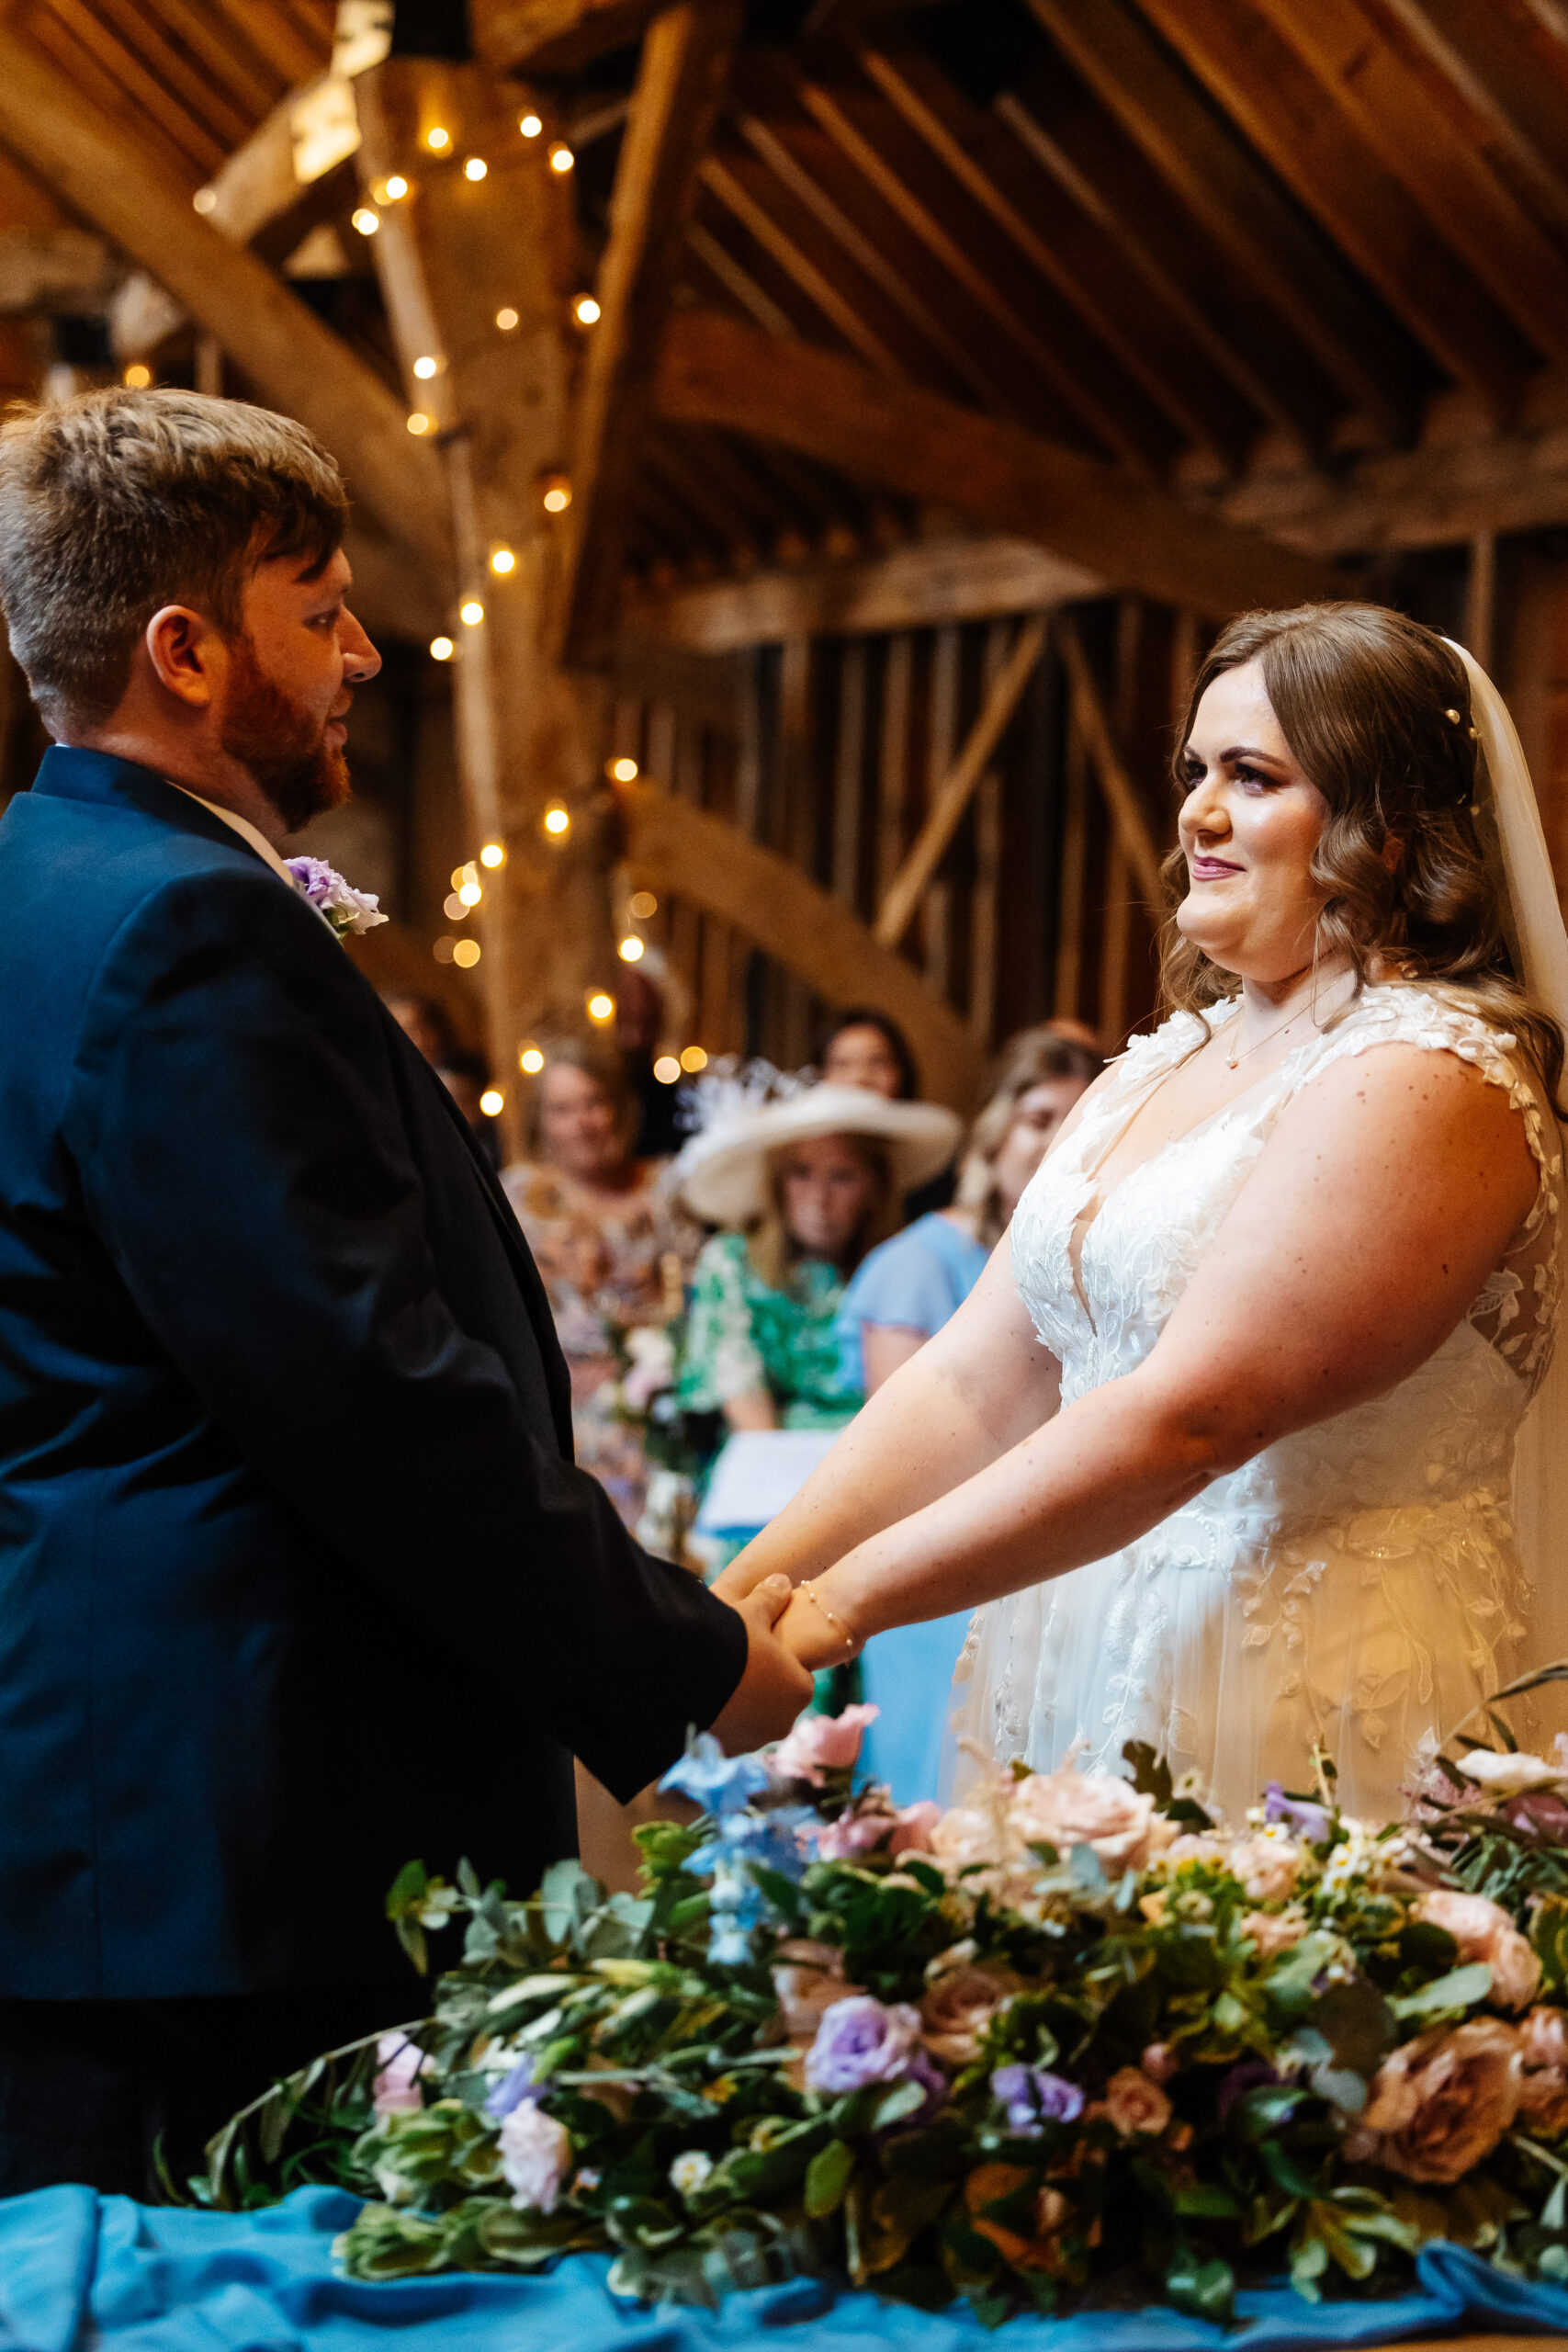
[951,984,1562,1821]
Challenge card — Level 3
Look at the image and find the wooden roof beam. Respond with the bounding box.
[560,0,739,666]
[472,0,666,77]
[1025,0,1425,441]
[654,310,1346,616]
[0,28,451,579]
[198,75,359,267]
[1238,0,1568,371]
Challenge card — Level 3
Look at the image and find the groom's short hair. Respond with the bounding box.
[0,387,349,733]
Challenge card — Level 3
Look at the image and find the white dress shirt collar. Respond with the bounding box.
[165,782,296,888]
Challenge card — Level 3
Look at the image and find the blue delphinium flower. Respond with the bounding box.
[660,1732,772,1817]
[1263,1781,1331,1842]
[485,2054,541,2119]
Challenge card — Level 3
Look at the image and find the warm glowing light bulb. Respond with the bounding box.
[193,187,217,215]
[464,156,488,181]
[495,307,519,331]
[618,934,645,963]
[519,112,543,139]
[543,806,570,836]
[451,865,471,891]
[628,889,657,920]
[453,938,481,967]
[479,842,505,867]
[443,891,468,920]
[587,990,615,1023]
[548,143,574,174]
[490,547,516,575]
[352,206,379,236]
[383,174,409,200]
[426,126,450,152]
[479,1088,503,1117]
[459,599,484,626]
[680,1045,708,1072]
[520,1046,545,1074]
[458,879,482,907]
[430,635,455,662]
[653,1055,681,1085]
[609,755,638,783]
[434,936,456,963]
[122,363,152,389]
[541,479,571,514]
[573,294,601,325]
[412,354,440,379]
[407,413,433,435]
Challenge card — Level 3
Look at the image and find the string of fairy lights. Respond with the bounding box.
[434,757,710,1122]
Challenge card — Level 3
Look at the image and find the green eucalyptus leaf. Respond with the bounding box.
[1390,1962,1493,2018]
[804,2139,856,2218]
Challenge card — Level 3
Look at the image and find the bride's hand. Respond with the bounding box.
[776,1581,865,1672]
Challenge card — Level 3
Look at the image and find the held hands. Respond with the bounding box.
[776,1580,865,1672]
[707,1574,813,1753]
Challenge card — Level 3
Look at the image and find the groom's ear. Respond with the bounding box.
[144,603,221,712]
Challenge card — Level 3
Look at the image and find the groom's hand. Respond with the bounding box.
[707,1574,814,1753]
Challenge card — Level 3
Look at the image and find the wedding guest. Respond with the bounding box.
[673,1086,958,1442]
[818,1008,919,1103]
[382,990,457,1069]
[836,1028,1102,1804]
[502,1040,700,1531]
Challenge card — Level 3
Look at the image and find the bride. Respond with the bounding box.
[718,604,1567,1822]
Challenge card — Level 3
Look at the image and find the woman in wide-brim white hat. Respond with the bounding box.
[671,1084,962,1451]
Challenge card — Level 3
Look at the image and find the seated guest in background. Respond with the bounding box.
[817,1006,919,1102]
[838,1026,1103,1804]
[503,1040,700,1532]
[673,1085,959,1444]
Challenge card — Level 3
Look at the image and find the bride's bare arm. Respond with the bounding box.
[711,1239,1062,1599]
[782,1043,1540,1665]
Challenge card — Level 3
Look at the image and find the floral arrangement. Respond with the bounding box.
[204,1675,1568,2327]
[285,856,388,938]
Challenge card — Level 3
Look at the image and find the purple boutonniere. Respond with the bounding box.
[285,856,389,940]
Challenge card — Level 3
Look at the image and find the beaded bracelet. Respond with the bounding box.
[797,1579,859,1657]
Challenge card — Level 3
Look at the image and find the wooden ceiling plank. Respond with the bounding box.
[655,309,1345,616]
[623,531,1103,648]
[1382,0,1568,249]
[682,218,797,339]
[1240,0,1568,369]
[639,425,761,552]
[689,188,863,353]
[875,612,1047,947]
[199,78,357,266]
[636,445,736,561]
[28,0,222,178]
[735,109,1019,422]
[207,0,329,91]
[699,153,903,377]
[794,65,1179,473]
[994,72,1349,452]
[1131,0,1540,414]
[657,420,807,537]
[861,40,1257,468]
[131,0,283,128]
[75,0,257,153]
[0,26,449,573]
[560,0,739,666]
[1027,0,1426,438]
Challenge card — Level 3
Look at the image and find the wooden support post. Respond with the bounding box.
[968,619,1008,1050]
[832,640,867,911]
[1055,687,1088,1024]
[355,59,620,1119]
[1057,618,1166,910]
[875,613,1047,947]
[1466,534,1497,675]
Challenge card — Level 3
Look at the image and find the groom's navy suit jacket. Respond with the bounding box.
[0,747,746,2000]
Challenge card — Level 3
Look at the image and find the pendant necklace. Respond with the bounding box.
[1225,965,1318,1071]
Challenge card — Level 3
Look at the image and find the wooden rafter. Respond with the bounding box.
[1131,0,1539,413]
[1026,0,1424,441]
[471,0,666,77]
[560,0,739,665]
[1058,619,1166,909]
[874,614,1047,947]
[0,26,451,575]
[655,310,1346,616]
[621,777,981,1107]
[200,75,357,265]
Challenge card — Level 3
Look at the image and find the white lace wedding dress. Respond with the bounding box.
[950,983,1563,1823]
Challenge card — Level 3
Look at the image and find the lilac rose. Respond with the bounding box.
[1263,1781,1331,1842]
[805,1995,922,2094]
[990,2062,1085,2134]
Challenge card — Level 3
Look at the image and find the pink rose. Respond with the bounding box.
[371,2032,428,2119]
[773,1703,880,1787]
[771,1939,864,2040]
[499,2100,573,2212]
[919,1964,1018,2065]
[1525,2007,1568,2072]
[1098,2065,1172,2138]
[1141,2043,1179,2085]
[1008,1769,1163,1872]
[1228,1834,1303,1904]
[1242,1906,1309,1959]
[1518,2066,1568,2140]
[891,1801,941,1856]
[930,1804,1002,1871]
[1361,2019,1523,2182]
[1165,1833,1230,1869]
[815,1811,895,1861]
[1416,1889,1542,2012]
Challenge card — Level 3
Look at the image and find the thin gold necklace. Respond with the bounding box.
[1224,967,1318,1071]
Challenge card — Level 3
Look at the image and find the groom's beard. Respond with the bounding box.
[220,634,351,835]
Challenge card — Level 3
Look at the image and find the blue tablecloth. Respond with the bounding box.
[2,2185,1567,2352]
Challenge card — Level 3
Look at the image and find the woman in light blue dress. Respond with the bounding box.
[838,1029,1102,1803]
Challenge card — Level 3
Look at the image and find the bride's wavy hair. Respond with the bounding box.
[1159,601,1566,1108]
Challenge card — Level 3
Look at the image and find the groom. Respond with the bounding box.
[0,388,808,2197]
